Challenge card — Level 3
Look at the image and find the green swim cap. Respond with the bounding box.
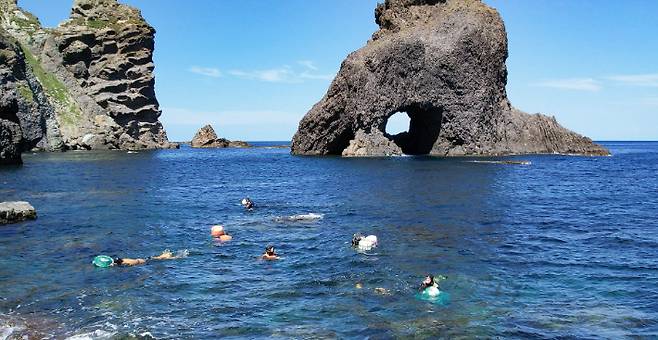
[93,255,114,268]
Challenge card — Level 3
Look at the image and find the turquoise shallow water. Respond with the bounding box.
[1,142,657,339]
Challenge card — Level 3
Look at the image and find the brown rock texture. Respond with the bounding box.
[291,0,609,157]
[191,124,229,148]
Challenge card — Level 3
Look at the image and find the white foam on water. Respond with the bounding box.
[1,324,24,340]
[65,329,116,340]
[173,249,189,259]
[273,213,324,223]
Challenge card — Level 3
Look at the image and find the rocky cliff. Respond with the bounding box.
[0,0,175,164]
[0,29,24,164]
[291,0,609,157]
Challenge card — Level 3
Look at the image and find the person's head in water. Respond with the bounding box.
[420,274,435,290]
[351,233,364,247]
[265,245,276,256]
[241,198,254,209]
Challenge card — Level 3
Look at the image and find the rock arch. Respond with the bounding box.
[291,0,608,157]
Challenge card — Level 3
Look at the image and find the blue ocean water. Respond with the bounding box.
[0,142,657,339]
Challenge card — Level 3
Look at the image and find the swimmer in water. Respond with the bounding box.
[241,198,254,210]
[210,225,232,242]
[113,250,177,267]
[351,233,378,250]
[261,245,279,260]
[419,274,440,296]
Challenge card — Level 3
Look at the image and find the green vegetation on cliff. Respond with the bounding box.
[17,83,34,103]
[19,43,82,127]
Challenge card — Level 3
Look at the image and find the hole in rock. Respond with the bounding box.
[385,112,411,136]
[385,104,443,155]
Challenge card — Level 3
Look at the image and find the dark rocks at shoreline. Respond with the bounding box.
[0,0,176,162]
[291,0,609,157]
[0,201,36,224]
[190,124,250,149]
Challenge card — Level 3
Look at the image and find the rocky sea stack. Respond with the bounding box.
[191,124,250,148]
[291,0,609,157]
[0,0,176,164]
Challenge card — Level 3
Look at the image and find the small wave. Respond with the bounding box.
[467,160,531,165]
[173,249,189,259]
[65,329,117,340]
[273,213,324,222]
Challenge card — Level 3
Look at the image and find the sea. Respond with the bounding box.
[0,141,657,339]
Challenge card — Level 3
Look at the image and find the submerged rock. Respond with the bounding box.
[228,140,250,148]
[0,201,36,224]
[291,0,609,157]
[0,0,177,154]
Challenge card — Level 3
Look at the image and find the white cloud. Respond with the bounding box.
[228,67,296,83]
[299,72,335,81]
[228,61,334,83]
[607,73,658,87]
[189,66,222,78]
[298,60,318,71]
[533,78,602,92]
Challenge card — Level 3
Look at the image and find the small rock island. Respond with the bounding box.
[291,0,609,157]
[190,124,250,149]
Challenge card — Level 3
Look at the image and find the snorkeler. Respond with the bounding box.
[241,198,254,210]
[210,225,232,242]
[261,245,279,260]
[419,274,440,296]
[351,233,378,250]
[93,250,179,267]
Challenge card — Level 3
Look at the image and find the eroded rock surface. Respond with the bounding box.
[291,0,608,157]
[191,124,250,149]
[0,30,23,164]
[342,129,402,157]
[191,124,229,148]
[0,0,176,155]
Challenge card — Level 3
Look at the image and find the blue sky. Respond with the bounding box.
[20,0,658,141]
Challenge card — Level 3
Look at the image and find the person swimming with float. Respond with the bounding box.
[210,225,232,242]
[93,250,181,267]
[241,198,254,210]
[261,245,279,260]
[351,233,378,251]
[419,274,440,297]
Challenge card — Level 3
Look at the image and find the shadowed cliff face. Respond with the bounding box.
[0,0,176,153]
[0,30,23,164]
[291,0,609,157]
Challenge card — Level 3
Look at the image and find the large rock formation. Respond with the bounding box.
[291,0,609,157]
[0,0,176,159]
